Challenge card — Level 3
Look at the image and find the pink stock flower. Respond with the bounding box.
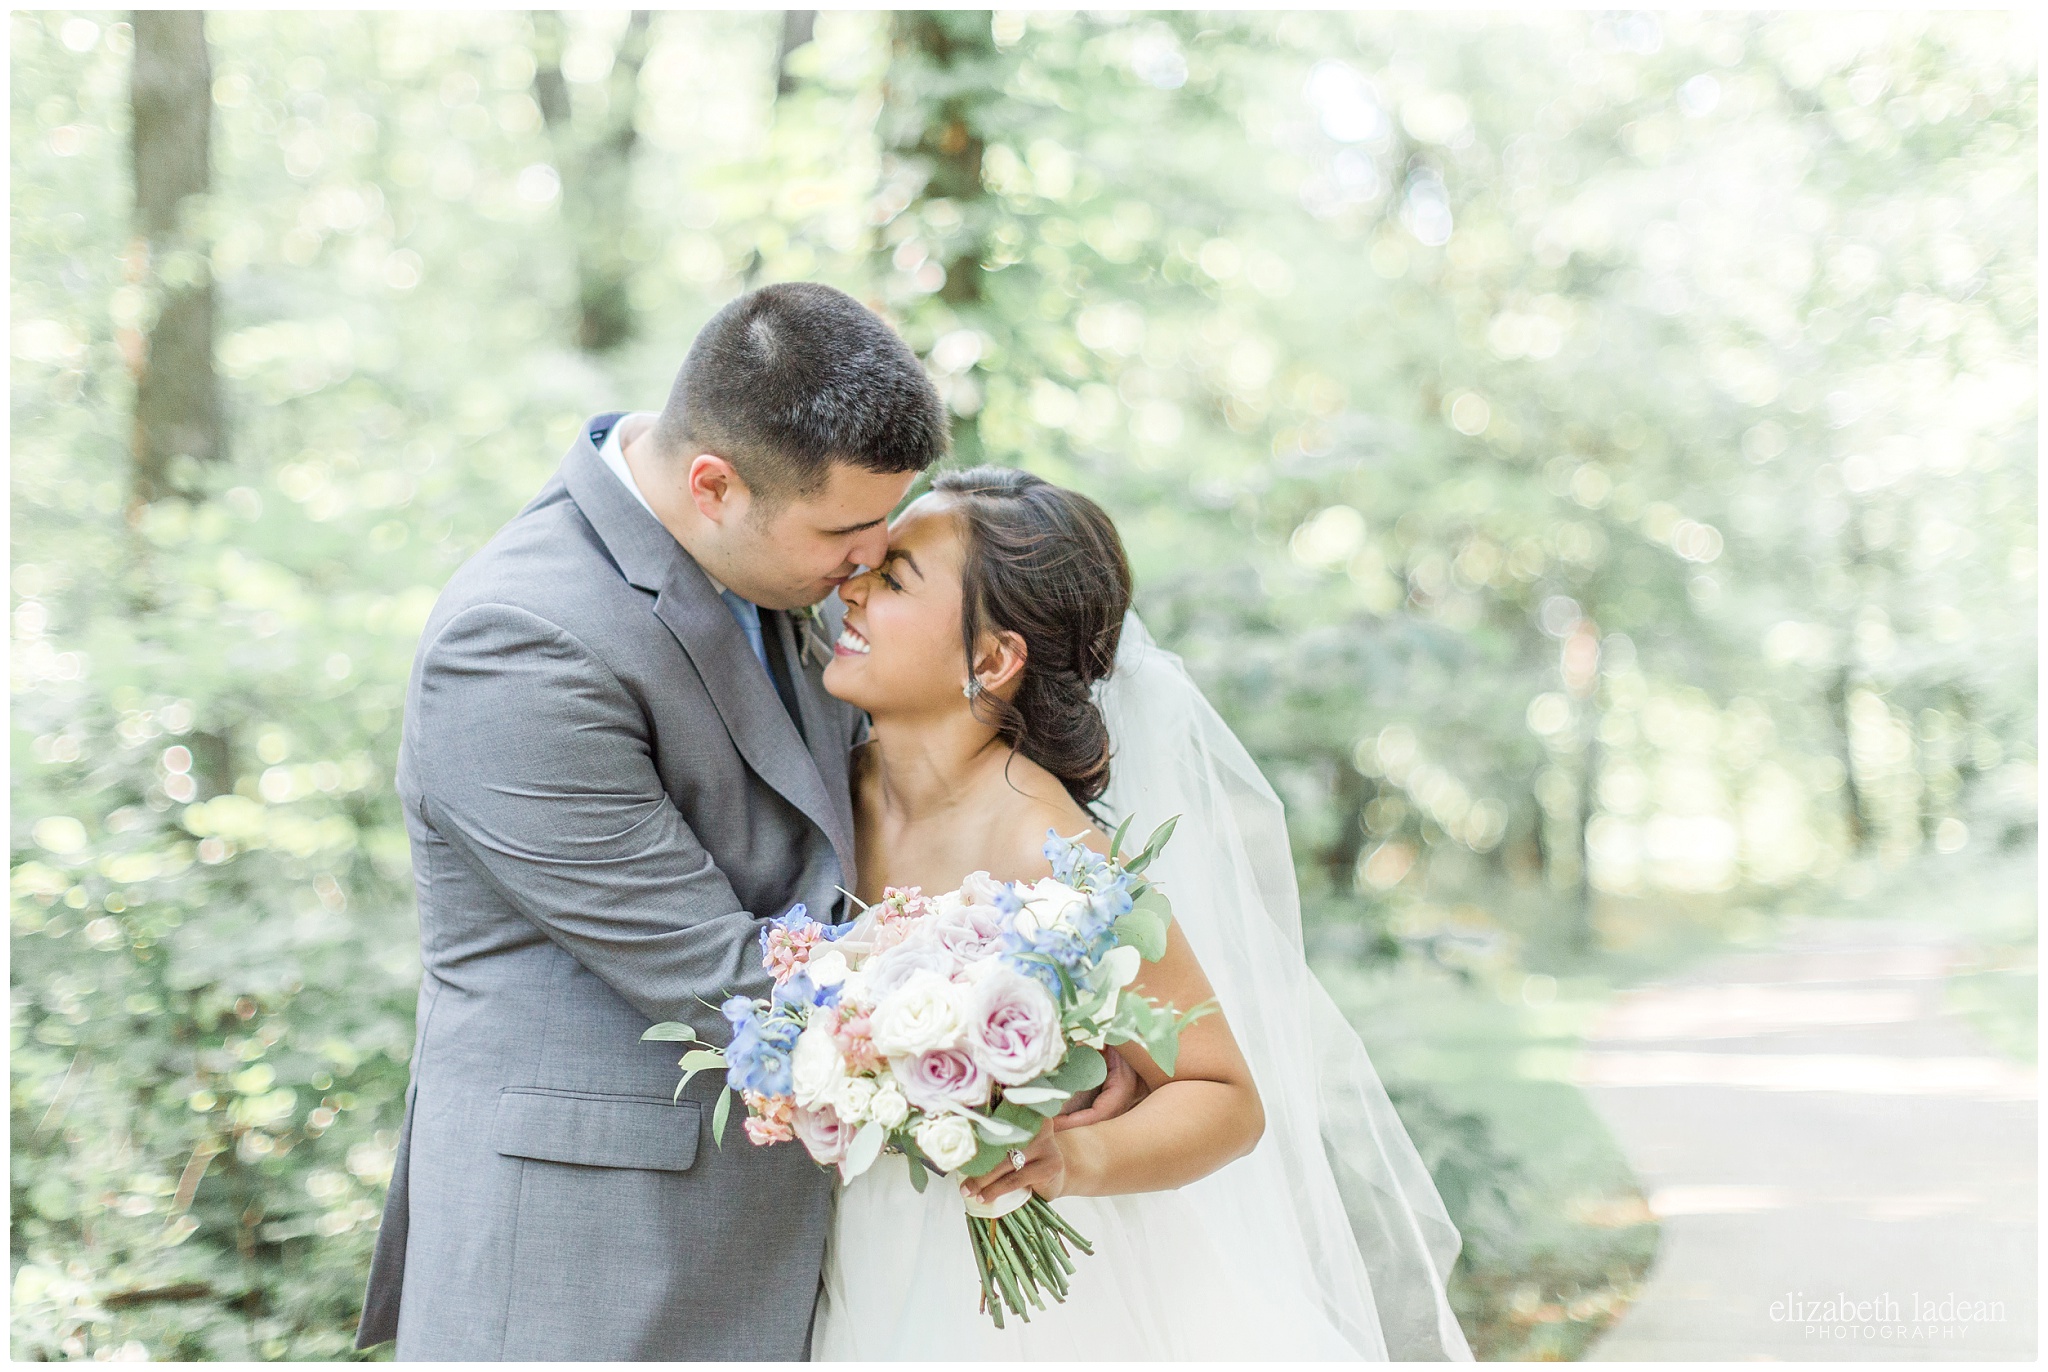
[833,1011,882,1073]
[741,1091,796,1145]
[762,922,827,986]
[891,1045,993,1113]
[868,885,939,952]
[882,885,939,921]
[792,1104,853,1166]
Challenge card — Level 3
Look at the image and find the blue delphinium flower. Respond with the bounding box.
[729,1038,793,1097]
[766,903,849,939]
[771,972,812,1010]
[1079,885,1132,957]
[722,1004,765,1082]
[1007,957,1064,1000]
[1042,828,1077,882]
[1001,919,1097,1005]
[725,997,801,1097]
[757,1010,800,1052]
[771,970,841,1013]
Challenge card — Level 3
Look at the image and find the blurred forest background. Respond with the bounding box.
[10,8,2036,1362]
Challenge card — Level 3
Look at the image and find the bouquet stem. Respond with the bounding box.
[966,1196,1093,1329]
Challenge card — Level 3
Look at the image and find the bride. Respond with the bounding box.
[809,467,1471,1361]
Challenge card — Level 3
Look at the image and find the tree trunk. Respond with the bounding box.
[880,11,1005,465]
[774,11,817,98]
[1571,729,1600,953]
[533,10,651,353]
[1825,665,1870,852]
[129,9,221,507]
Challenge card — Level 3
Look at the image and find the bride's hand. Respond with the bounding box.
[1051,1045,1147,1132]
[960,1119,1066,1207]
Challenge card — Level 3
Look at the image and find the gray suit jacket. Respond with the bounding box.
[356,414,864,1360]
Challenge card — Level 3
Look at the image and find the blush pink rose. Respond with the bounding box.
[913,902,1008,963]
[965,966,1066,1086]
[891,1046,993,1113]
[792,1104,853,1165]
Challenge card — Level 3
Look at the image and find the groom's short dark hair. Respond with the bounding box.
[651,282,948,500]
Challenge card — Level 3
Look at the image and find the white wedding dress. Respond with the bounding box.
[811,616,1471,1361]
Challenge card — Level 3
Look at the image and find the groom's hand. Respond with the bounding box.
[1051,1045,1147,1132]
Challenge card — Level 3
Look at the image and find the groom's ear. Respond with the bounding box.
[974,629,1029,697]
[686,453,750,525]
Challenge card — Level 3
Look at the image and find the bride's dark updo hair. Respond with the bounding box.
[933,466,1132,807]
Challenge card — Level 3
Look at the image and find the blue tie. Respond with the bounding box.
[719,589,770,676]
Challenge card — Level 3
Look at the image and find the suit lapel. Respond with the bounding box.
[559,417,857,886]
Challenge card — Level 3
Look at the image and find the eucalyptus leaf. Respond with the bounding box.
[1002,1085,1072,1106]
[1044,1045,1108,1094]
[1131,887,1173,924]
[641,1021,699,1043]
[967,1112,1035,1146]
[711,1086,732,1148]
[842,1122,887,1179]
[1113,907,1167,961]
[1124,814,1181,874]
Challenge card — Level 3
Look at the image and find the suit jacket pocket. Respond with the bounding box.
[492,1088,701,1172]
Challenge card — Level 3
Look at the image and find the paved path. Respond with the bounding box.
[1577,919,2036,1361]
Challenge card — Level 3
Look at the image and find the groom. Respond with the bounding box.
[353,283,948,1359]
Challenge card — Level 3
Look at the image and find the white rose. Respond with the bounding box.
[868,970,968,1056]
[914,1113,980,1172]
[790,1019,847,1108]
[1014,878,1086,939]
[832,1075,877,1124]
[868,1080,910,1129]
[863,941,958,1003]
[807,947,849,988]
[958,870,1007,907]
[835,964,872,1009]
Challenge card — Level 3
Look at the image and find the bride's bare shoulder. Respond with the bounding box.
[996,794,1112,881]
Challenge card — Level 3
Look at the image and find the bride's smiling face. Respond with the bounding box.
[822,494,974,714]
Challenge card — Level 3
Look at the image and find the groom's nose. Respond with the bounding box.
[846,524,890,571]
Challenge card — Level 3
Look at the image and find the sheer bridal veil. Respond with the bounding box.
[1095,613,1472,1361]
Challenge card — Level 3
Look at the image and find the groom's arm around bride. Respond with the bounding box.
[356,285,947,1360]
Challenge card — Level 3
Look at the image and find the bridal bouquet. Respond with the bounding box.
[644,818,1206,1328]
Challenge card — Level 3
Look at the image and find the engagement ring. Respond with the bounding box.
[1008,1149,1027,1173]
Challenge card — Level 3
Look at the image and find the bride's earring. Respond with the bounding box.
[962,678,981,699]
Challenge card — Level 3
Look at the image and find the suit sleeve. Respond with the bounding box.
[410,602,772,1025]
